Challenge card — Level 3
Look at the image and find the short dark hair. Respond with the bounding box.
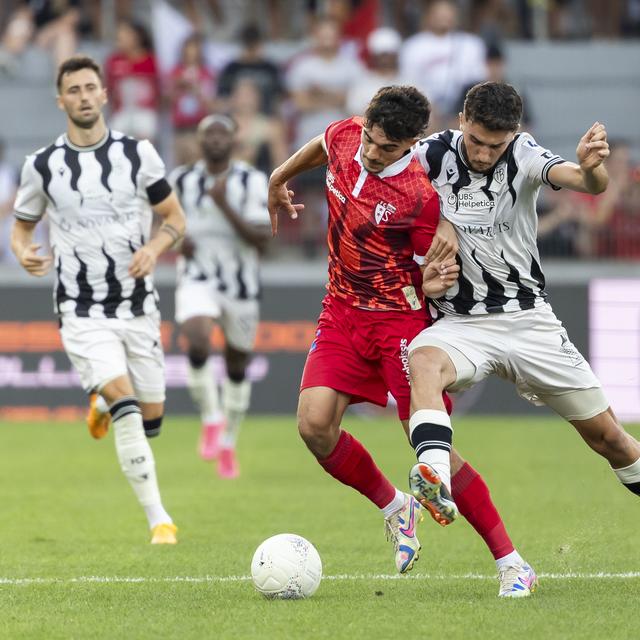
[364,85,431,141]
[239,23,262,46]
[463,81,522,131]
[56,56,103,91]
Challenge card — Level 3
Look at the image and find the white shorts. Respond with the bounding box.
[409,304,608,420]
[175,280,259,352]
[60,312,165,402]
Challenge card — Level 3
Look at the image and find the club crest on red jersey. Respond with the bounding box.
[374,201,397,224]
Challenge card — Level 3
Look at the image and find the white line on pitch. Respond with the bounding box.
[1,572,640,586]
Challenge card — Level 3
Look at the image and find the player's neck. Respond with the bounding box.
[66,117,108,148]
[205,159,230,175]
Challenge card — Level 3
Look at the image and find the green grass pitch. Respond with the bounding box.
[0,414,638,639]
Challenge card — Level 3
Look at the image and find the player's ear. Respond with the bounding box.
[458,112,464,131]
[56,93,64,111]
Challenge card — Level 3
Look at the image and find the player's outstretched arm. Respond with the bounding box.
[548,122,609,194]
[129,191,186,279]
[11,219,52,277]
[268,134,327,236]
[422,259,460,299]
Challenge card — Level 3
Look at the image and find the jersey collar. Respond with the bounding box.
[63,129,110,152]
[353,144,414,178]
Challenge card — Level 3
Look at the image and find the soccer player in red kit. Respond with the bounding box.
[268,86,534,595]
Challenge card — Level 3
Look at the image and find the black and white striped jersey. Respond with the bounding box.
[169,160,270,300]
[14,130,171,319]
[415,129,566,315]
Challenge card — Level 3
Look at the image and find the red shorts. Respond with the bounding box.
[300,295,451,420]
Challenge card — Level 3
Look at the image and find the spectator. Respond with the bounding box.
[285,15,364,257]
[538,143,639,258]
[0,0,80,74]
[216,22,283,116]
[450,43,533,130]
[287,16,364,149]
[105,20,160,141]
[0,138,48,264]
[228,77,288,174]
[400,0,486,129]
[324,0,381,59]
[593,142,640,258]
[346,27,407,116]
[168,33,217,165]
[0,139,18,262]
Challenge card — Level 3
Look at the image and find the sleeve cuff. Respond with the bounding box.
[14,210,42,222]
[542,158,565,190]
[146,178,172,205]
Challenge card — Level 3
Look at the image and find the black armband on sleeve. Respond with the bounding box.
[146,178,172,205]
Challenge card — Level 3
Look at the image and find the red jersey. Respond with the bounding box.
[169,63,216,129]
[323,117,439,311]
[105,52,159,112]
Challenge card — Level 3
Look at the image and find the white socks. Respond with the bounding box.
[409,409,453,491]
[187,360,223,425]
[496,549,525,570]
[612,457,640,484]
[110,397,172,529]
[381,489,406,518]
[221,379,251,449]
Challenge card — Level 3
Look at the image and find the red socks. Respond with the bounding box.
[451,462,514,560]
[319,430,396,509]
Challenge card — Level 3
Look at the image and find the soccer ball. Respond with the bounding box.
[250,533,322,599]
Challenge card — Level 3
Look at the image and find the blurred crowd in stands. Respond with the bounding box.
[0,0,638,262]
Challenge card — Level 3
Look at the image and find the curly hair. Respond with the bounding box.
[364,86,431,141]
[463,82,522,131]
[56,56,103,91]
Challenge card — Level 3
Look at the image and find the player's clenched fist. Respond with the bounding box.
[129,245,157,278]
[18,243,52,277]
[576,121,609,172]
[422,259,460,298]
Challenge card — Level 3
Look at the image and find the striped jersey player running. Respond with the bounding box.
[269,86,536,597]
[406,83,640,581]
[170,114,271,478]
[11,56,186,544]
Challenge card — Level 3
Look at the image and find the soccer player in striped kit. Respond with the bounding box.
[407,82,640,595]
[170,114,271,478]
[11,56,186,544]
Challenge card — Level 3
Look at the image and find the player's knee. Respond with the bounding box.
[409,347,447,389]
[187,345,209,369]
[227,368,246,383]
[297,404,334,451]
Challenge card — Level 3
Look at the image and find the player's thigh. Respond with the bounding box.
[408,317,498,392]
[375,312,430,421]
[300,305,389,411]
[510,305,606,416]
[175,279,221,326]
[59,317,128,394]
[180,316,216,350]
[219,297,259,353]
[123,313,166,403]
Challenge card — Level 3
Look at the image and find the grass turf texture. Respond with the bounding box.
[0,415,638,640]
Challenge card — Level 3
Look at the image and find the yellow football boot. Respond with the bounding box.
[151,523,178,545]
[87,393,111,439]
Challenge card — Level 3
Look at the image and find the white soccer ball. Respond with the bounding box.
[250,533,322,599]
